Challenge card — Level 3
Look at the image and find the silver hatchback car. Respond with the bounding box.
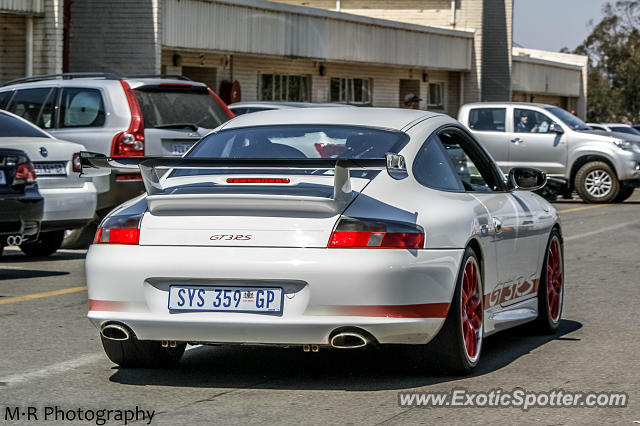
[0,73,234,213]
[458,102,640,203]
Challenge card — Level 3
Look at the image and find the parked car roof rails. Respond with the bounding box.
[1,72,122,87]
[124,74,192,81]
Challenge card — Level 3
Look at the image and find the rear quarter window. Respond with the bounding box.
[0,90,14,109]
[59,88,106,128]
[468,108,506,132]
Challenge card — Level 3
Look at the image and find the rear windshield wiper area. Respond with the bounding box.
[154,123,200,131]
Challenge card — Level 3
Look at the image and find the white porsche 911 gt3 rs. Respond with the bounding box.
[82,108,564,374]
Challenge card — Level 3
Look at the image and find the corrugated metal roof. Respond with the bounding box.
[163,0,473,70]
[0,0,42,14]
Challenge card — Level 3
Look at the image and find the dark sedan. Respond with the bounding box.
[0,148,43,255]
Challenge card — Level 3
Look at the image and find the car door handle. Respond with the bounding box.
[492,218,503,234]
[510,138,523,144]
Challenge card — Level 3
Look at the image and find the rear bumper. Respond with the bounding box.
[40,182,97,225]
[0,188,43,242]
[86,245,463,345]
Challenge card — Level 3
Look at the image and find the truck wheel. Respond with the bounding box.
[19,230,65,257]
[612,185,635,203]
[574,161,620,203]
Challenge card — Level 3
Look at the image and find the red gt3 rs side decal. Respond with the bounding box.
[484,278,540,309]
[310,302,451,318]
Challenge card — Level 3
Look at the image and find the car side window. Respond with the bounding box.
[37,88,58,129]
[59,88,106,128]
[413,134,465,192]
[514,108,557,134]
[6,87,53,125]
[468,108,506,132]
[437,129,504,193]
[0,90,14,109]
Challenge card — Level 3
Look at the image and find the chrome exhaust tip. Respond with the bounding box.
[330,332,369,349]
[100,323,130,341]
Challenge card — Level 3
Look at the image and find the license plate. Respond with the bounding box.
[168,285,283,313]
[0,171,5,185]
[171,143,192,156]
[34,162,67,176]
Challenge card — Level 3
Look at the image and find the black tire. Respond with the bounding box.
[100,335,186,368]
[534,229,564,334]
[422,247,483,375]
[574,161,620,203]
[612,185,635,203]
[19,230,65,257]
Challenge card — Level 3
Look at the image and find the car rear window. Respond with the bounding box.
[134,86,229,130]
[174,125,409,178]
[468,108,506,132]
[189,125,408,159]
[0,112,50,138]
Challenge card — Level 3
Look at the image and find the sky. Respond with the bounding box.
[513,0,608,52]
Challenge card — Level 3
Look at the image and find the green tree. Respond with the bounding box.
[574,1,640,122]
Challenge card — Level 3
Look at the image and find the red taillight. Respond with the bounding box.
[226,177,290,184]
[14,162,37,185]
[93,214,142,245]
[111,80,145,157]
[208,88,235,119]
[328,218,425,249]
[72,152,82,173]
[115,173,143,182]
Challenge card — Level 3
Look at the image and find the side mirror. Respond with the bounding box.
[549,123,564,134]
[508,167,547,191]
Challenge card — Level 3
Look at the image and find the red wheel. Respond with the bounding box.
[535,229,564,333]
[546,236,563,322]
[423,247,483,374]
[461,257,483,361]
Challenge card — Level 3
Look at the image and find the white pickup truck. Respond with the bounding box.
[458,102,640,203]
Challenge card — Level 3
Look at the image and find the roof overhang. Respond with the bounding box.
[163,0,474,71]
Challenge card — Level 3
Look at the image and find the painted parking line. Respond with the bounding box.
[0,286,87,305]
[557,204,611,214]
[565,220,640,242]
[0,353,103,387]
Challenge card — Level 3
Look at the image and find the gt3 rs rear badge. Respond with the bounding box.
[210,234,252,241]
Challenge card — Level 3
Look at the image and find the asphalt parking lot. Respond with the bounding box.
[1,192,639,425]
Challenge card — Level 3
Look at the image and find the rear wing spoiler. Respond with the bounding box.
[79,152,407,213]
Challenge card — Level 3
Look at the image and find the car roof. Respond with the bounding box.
[229,101,351,109]
[220,107,442,131]
[462,102,558,109]
[0,73,207,90]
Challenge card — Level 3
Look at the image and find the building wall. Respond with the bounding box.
[273,0,485,104]
[32,0,63,76]
[513,47,588,118]
[162,49,460,115]
[68,0,160,74]
[0,13,26,82]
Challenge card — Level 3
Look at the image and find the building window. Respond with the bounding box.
[330,78,372,105]
[427,82,444,109]
[259,74,310,102]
